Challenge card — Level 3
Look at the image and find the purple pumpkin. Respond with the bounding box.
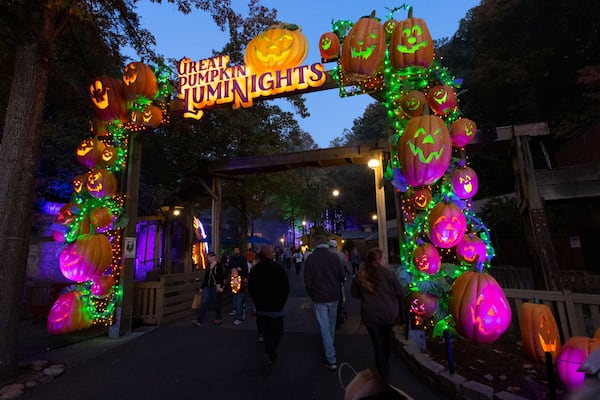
[59,234,112,282]
[452,166,479,199]
[427,202,466,248]
[47,290,93,334]
[413,243,440,275]
[456,234,487,267]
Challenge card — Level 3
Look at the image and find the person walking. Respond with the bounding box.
[350,247,361,277]
[192,251,225,326]
[292,248,303,275]
[303,235,345,370]
[350,248,403,381]
[248,245,290,375]
[229,266,247,325]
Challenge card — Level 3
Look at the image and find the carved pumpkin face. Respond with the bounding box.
[76,138,106,169]
[409,292,437,318]
[427,84,457,115]
[383,19,398,39]
[398,90,426,118]
[89,76,128,122]
[86,168,118,199]
[73,174,87,194]
[519,302,561,363]
[389,8,434,69]
[340,11,386,81]
[456,234,487,267]
[397,115,451,187]
[122,62,158,100]
[411,187,432,210]
[59,234,112,282]
[90,274,115,298]
[55,203,79,226]
[427,202,466,248]
[452,166,479,199]
[450,118,477,148]
[245,24,309,74]
[557,336,600,390]
[449,271,512,344]
[413,242,440,275]
[47,291,93,335]
[319,32,340,62]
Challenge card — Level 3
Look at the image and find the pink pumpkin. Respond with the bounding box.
[456,234,487,267]
[427,84,457,115]
[556,336,600,390]
[452,166,479,199]
[450,118,477,148]
[413,243,440,275]
[409,292,437,318]
[90,274,116,298]
[449,271,512,343]
[47,290,93,335]
[427,202,466,248]
[59,234,112,282]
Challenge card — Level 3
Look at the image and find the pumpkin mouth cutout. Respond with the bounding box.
[432,90,448,104]
[538,332,558,352]
[351,44,375,60]
[407,127,446,164]
[459,177,473,194]
[470,294,505,335]
[321,38,332,50]
[432,216,462,244]
[397,26,429,54]
[252,34,295,64]
[90,81,109,110]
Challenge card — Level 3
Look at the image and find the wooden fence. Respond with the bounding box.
[132,271,203,326]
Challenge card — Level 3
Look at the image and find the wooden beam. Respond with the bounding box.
[536,165,600,200]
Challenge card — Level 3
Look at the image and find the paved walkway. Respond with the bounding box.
[17,270,448,400]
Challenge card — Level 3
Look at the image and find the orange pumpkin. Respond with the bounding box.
[73,174,88,195]
[244,23,308,74]
[450,118,477,148]
[340,10,386,81]
[59,234,112,282]
[319,32,340,62]
[389,7,434,69]
[89,76,128,122]
[86,168,118,199]
[122,62,158,100]
[47,290,93,334]
[409,291,437,318]
[398,90,427,118]
[90,207,114,228]
[413,242,440,275]
[411,187,432,210]
[76,138,106,169]
[519,301,561,363]
[427,84,457,116]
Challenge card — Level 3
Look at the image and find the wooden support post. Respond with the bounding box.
[211,177,222,256]
[372,153,388,259]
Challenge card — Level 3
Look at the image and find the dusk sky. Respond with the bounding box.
[133,0,480,147]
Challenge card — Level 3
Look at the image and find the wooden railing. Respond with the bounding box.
[132,271,203,326]
[490,265,600,294]
[504,288,600,341]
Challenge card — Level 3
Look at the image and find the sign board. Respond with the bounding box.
[124,237,136,259]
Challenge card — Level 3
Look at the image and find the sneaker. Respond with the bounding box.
[324,363,337,370]
[257,334,264,342]
[229,310,236,316]
[213,319,223,325]
[191,320,203,326]
[233,319,242,325]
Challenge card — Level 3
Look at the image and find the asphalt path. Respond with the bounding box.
[21,269,448,400]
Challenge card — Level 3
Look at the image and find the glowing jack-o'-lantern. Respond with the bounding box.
[76,138,106,169]
[413,242,440,275]
[427,84,457,116]
[427,202,466,248]
[73,174,88,195]
[409,292,437,318]
[47,290,92,335]
[397,115,452,187]
[59,234,112,282]
[319,32,340,62]
[450,118,477,148]
[55,203,79,226]
[398,90,427,118]
[86,168,118,199]
[89,76,128,122]
[383,19,398,39]
[90,274,116,298]
[100,145,117,167]
[389,7,434,69]
[456,234,487,267]
[411,187,432,210]
[449,271,512,343]
[122,62,158,101]
[556,336,600,390]
[245,23,308,74]
[452,166,479,199]
[90,207,114,228]
[340,10,386,81]
[519,301,561,363]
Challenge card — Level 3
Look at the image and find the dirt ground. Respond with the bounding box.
[425,332,570,400]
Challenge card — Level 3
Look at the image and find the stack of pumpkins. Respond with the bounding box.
[48,62,161,334]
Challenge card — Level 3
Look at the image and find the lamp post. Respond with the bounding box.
[368,156,388,258]
[159,205,183,274]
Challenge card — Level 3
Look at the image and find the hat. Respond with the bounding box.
[328,239,337,248]
[314,235,327,245]
[259,245,274,259]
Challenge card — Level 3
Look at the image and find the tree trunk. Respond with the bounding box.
[0,43,50,381]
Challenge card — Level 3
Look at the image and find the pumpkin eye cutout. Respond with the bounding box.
[321,37,332,50]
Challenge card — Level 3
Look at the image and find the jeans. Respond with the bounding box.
[313,301,338,364]
[232,292,245,320]
[365,324,393,380]
[196,286,222,322]
[257,315,284,362]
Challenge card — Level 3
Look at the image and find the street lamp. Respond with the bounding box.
[368,156,388,258]
[158,205,184,274]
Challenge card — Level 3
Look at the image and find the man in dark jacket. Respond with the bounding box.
[303,235,345,370]
[248,245,289,375]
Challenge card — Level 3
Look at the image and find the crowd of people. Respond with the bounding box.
[191,237,403,381]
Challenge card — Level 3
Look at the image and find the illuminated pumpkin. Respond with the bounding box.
[449,271,512,344]
[383,19,398,39]
[411,187,432,210]
[398,90,427,118]
[90,207,113,228]
[76,138,106,169]
[397,115,451,187]
[319,32,340,62]
[142,105,163,128]
[556,336,600,390]
[409,291,437,318]
[100,145,118,167]
[59,234,112,282]
[89,76,128,122]
[427,84,457,116]
[456,234,487,267]
[55,203,79,226]
[86,168,118,199]
[340,10,386,81]
[90,274,116,298]
[122,62,158,100]
[450,118,477,148]
[519,301,561,363]
[413,242,440,275]
[73,174,88,195]
[452,166,479,199]
[427,202,466,248]
[244,23,308,74]
[389,7,434,69]
[47,290,92,335]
